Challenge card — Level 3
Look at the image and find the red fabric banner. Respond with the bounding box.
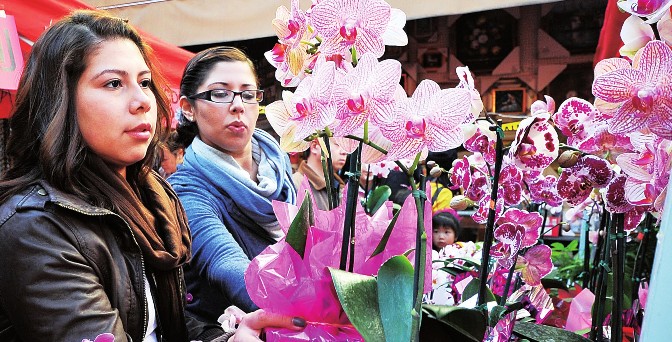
[593,0,630,66]
[0,0,194,118]
[0,14,23,91]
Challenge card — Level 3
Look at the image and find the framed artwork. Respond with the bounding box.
[492,88,526,114]
[421,50,444,69]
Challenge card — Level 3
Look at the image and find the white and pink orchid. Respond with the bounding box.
[376,79,473,160]
[593,40,672,139]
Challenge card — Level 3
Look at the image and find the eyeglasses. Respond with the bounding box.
[187,89,264,104]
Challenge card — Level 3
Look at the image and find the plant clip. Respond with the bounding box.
[412,189,427,200]
[599,261,611,272]
[344,171,361,181]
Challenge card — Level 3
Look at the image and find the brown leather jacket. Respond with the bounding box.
[0,181,222,341]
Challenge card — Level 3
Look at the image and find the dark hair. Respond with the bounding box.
[165,131,185,153]
[176,46,258,147]
[0,10,172,204]
[432,211,461,239]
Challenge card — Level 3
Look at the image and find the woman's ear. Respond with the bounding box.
[179,96,195,122]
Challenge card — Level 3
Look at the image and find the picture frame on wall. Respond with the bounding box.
[492,88,526,114]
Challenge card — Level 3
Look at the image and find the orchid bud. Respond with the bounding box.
[450,195,473,211]
[429,166,443,178]
[557,150,581,168]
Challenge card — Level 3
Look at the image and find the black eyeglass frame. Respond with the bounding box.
[187,89,264,104]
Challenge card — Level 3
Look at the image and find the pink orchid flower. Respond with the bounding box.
[330,53,403,136]
[472,195,504,225]
[620,15,656,59]
[456,66,484,120]
[516,244,553,286]
[310,0,392,58]
[557,155,614,205]
[617,0,672,23]
[592,40,672,139]
[265,60,339,151]
[509,107,559,172]
[463,121,497,164]
[82,333,115,342]
[449,155,472,192]
[498,157,524,206]
[527,174,563,207]
[554,97,633,160]
[616,138,672,212]
[272,0,312,75]
[377,79,473,160]
[604,173,648,230]
[496,208,543,249]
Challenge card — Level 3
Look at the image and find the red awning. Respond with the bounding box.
[0,0,194,119]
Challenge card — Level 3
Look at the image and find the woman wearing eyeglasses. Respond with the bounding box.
[168,47,297,324]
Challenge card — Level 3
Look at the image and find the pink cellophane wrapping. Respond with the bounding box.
[565,288,594,332]
[265,323,363,341]
[244,179,432,334]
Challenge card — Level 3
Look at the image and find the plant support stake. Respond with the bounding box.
[478,118,504,307]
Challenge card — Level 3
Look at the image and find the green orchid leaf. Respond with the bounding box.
[329,268,385,342]
[512,321,591,342]
[286,190,314,259]
[366,185,392,215]
[463,278,497,304]
[421,305,487,342]
[370,210,401,258]
[378,256,414,342]
[489,305,508,327]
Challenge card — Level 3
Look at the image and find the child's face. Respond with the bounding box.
[433,226,456,250]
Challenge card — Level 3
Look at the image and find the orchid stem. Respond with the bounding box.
[591,212,612,341]
[344,134,387,155]
[340,140,362,271]
[322,138,336,210]
[409,166,426,342]
[477,119,504,308]
[612,213,625,342]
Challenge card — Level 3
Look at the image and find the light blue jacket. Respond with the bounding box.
[168,129,296,323]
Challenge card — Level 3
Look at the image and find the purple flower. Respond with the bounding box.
[557,155,614,205]
[516,244,553,286]
[509,111,559,172]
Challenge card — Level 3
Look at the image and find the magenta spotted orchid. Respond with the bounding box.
[617,0,672,22]
[592,40,672,139]
[376,79,473,160]
[509,101,559,172]
[604,173,649,230]
[463,120,497,164]
[496,208,544,249]
[557,154,614,205]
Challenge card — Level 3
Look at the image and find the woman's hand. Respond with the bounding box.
[229,309,306,341]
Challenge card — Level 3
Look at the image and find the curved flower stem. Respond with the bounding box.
[344,134,388,155]
[499,257,518,306]
[407,152,426,342]
[632,213,653,299]
[477,118,504,307]
[322,138,337,209]
[591,212,612,341]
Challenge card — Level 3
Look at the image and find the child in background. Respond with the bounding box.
[432,210,461,251]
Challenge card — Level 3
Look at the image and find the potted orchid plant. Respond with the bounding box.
[241,0,672,341]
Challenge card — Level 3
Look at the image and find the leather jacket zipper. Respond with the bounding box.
[54,202,149,340]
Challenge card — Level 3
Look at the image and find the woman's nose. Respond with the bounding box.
[229,93,245,114]
[131,86,152,114]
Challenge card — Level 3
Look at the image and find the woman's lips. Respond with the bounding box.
[227,121,247,133]
[126,123,152,140]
